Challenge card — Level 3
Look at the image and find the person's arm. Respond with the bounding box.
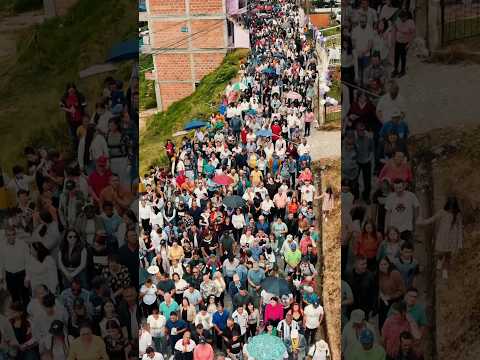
[70,248,88,278]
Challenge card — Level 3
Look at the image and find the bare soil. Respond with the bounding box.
[313,159,341,360]
[412,126,480,359]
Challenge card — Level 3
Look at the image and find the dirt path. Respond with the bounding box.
[139,108,157,132]
[309,128,341,161]
[397,55,480,135]
[0,10,44,58]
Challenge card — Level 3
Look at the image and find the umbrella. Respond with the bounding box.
[232,82,247,91]
[223,195,245,209]
[261,276,291,296]
[106,39,139,62]
[147,265,159,275]
[213,174,234,186]
[79,63,117,78]
[172,130,189,137]
[285,91,302,100]
[256,129,273,137]
[246,334,287,360]
[184,119,207,131]
[262,67,276,75]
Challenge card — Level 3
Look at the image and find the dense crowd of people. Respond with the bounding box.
[138,1,330,359]
[340,1,463,359]
[0,69,140,359]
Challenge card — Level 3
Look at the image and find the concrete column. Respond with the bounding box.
[43,0,56,18]
[428,0,443,50]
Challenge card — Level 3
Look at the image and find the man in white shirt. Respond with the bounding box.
[277,313,300,342]
[298,138,311,156]
[376,80,407,123]
[307,339,331,360]
[301,181,316,205]
[304,301,324,345]
[385,178,420,242]
[351,14,374,86]
[142,346,164,360]
[1,225,29,305]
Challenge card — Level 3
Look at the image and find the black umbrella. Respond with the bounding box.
[261,276,291,296]
[222,195,245,209]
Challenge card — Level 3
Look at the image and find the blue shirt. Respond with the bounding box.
[212,310,230,331]
[160,300,179,319]
[379,121,410,140]
[235,265,248,287]
[250,245,263,261]
[256,221,270,234]
[248,268,266,286]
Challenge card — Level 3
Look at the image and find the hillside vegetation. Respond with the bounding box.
[140,49,249,173]
[0,0,136,171]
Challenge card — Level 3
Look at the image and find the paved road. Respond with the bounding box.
[397,56,480,135]
[309,128,341,161]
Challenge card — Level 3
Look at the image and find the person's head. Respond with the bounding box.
[123,286,137,305]
[399,10,409,21]
[444,196,461,215]
[359,14,367,28]
[5,224,16,245]
[404,287,419,307]
[49,320,65,337]
[399,331,414,352]
[145,346,157,359]
[79,322,94,342]
[270,297,278,306]
[170,312,178,322]
[65,229,80,247]
[378,256,393,274]
[354,256,368,274]
[105,319,121,337]
[389,80,399,98]
[359,328,374,350]
[386,226,400,243]
[393,178,405,193]
[182,297,190,308]
[400,241,414,260]
[31,242,49,263]
[217,303,224,313]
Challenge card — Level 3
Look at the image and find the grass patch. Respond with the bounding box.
[139,54,157,111]
[0,0,136,173]
[140,49,249,173]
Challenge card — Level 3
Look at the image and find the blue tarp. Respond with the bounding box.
[106,39,139,62]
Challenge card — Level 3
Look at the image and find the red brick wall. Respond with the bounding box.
[149,0,186,16]
[193,52,225,81]
[159,83,194,109]
[191,19,226,49]
[155,53,191,82]
[189,0,224,15]
[151,21,189,49]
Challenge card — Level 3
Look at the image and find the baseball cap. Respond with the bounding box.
[392,109,402,118]
[350,309,365,323]
[359,328,374,345]
[290,242,297,250]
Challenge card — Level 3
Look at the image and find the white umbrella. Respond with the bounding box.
[79,63,117,79]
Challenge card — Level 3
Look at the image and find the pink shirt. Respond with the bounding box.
[381,315,411,357]
[264,303,284,323]
[304,111,315,123]
[395,19,415,43]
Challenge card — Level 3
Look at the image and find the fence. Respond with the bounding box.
[441,0,480,44]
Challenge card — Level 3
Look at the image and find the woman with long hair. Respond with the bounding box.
[39,320,73,360]
[377,256,406,329]
[58,229,88,289]
[354,220,383,271]
[417,196,464,279]
[25,242,58,294]
[106,116,130,185]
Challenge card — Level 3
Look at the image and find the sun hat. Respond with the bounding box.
[147,265,160,275]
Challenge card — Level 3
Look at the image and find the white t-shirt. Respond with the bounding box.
[308,340,330,360]
[140,284,158,305]
[139,331,153,356]
[174,339,196,352]
[376,93,406,123]
[301,184,315,203]
[385,191,420,232]
[351,25,374,56]
[147,314,166,338]
[142,353,164,360]
[304,304,324,329]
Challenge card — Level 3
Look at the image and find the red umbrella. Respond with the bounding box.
[213,174,234,186]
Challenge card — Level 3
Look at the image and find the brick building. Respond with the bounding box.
[144,0,230,110]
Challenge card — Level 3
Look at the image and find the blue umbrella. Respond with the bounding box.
[184,119,207,131]
[246,334,287,360]
[262,67,276,75]
[106,39,139,62]
[256,129,273,137]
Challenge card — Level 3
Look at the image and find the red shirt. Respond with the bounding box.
[271,123,282,141]
[88,169,112,197]
[240,128,248,144]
